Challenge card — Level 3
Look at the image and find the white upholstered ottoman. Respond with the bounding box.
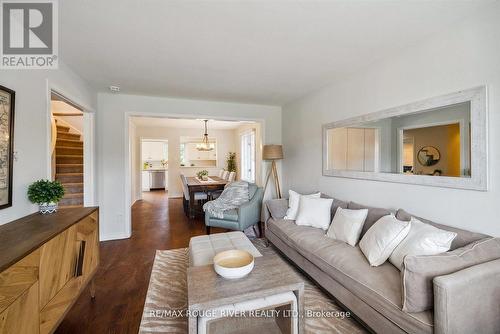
[188,231,262,267]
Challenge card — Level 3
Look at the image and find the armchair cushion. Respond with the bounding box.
[206,209,239,222]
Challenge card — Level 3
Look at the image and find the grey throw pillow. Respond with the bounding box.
[266,199,289,220]
[401,237,500,313]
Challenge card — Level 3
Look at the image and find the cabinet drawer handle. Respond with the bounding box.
[74,240,86,277]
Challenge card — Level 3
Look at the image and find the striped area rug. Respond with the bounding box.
[139,239,367,333]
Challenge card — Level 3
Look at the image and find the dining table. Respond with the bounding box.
[185,176,228,218]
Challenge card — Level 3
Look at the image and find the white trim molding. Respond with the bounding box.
[322,86,488,191]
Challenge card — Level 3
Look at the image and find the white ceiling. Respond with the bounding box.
[51,100,83,115]
[130,117,253,129]
[60,0,495,105]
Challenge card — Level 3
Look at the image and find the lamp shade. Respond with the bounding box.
[263,145,283,160]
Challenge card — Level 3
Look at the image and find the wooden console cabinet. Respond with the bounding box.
[0,207,99,334]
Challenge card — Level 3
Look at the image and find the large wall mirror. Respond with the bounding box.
[323,86,487,190]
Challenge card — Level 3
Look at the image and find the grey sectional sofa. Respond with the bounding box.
[265,196,500,334]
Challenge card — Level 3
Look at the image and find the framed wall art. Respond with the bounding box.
[0,85,15,209]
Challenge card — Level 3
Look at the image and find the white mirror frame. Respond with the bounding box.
[322,86,488,191]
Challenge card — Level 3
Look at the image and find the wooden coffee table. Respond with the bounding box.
[187,254,304,334]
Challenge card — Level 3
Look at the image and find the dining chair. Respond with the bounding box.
[180,174,208,218]
[218,169,225,178]
[228,171,236,183]
[222,171,230,180]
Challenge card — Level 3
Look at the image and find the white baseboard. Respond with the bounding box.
[100,231,131,241]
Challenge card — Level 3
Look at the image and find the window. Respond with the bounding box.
[180,143,186,164]
[240,130,256,182]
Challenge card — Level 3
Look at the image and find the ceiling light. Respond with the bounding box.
[196,120,214,151]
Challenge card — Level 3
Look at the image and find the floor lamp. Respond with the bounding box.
[263,145,283,199]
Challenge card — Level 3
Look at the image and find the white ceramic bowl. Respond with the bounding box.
[213,250,254,279]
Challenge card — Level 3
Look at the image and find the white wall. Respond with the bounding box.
[133,125,237,198]
[130,121,139,204]
[56,115,84,134]
[0,62,96,225]
[282,4,500,237]
[98,93,281,240]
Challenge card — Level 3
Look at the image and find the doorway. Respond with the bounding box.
[126,116,263,236]
[141,139,168,195]
[50,91,95,207]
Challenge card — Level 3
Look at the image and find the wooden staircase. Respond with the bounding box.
[54,122,84,207]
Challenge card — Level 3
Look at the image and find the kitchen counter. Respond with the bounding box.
[142,168,168,171]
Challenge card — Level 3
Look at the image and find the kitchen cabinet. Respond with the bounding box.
[142,171,150,191]
[142,141,167,161]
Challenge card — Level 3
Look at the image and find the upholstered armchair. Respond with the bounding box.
[205,183,264,235]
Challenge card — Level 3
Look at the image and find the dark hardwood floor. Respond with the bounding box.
[56,191,226,334]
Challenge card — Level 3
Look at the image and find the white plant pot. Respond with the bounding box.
[39,202,58,214]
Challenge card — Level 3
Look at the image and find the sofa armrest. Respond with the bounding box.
[265,199,289,220]
[433,258,500,334]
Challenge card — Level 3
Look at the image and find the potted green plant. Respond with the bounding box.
[27,179,65,214]
[226,152,236,173]
[196,170,209,181]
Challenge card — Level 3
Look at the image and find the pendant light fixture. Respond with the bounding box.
[196,120,214,151]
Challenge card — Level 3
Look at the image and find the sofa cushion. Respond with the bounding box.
[266,199,289,220]
[359,214,411,266]
[389,217,457,270]
[402,237,500,313]
[326,207,368,246]
[321,194,348,219]
[396,209,489,250]
[285,190,321,220]
[296,197,333,230]
[267,218,433,333]
[348,202,393,238]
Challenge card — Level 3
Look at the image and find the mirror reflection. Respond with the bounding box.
[326,102,471,177]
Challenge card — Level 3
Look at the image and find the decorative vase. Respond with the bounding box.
[202,175,208,181]
[39,202,58,214]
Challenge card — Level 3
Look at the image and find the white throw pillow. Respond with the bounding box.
[359,215,411,266]
[295,197,333,230]
[389,217,457,270]
[326,207,368,246]
[284,190,321,220]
